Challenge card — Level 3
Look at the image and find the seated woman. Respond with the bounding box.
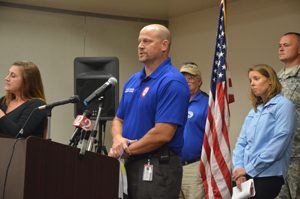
[0,61,47,138]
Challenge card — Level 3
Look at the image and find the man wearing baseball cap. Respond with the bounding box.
[179,62,208,199]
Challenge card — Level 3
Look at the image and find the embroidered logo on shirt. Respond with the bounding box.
[142,86,150,97]
[125,88,135,93]
[188,111,194,118]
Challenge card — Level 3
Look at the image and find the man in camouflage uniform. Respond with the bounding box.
[276,32,300,199]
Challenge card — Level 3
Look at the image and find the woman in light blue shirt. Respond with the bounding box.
[233,64,295,199]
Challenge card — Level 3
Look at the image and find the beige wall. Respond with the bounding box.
[0,0,300,150]
[0,6,147,147]
[170,0,300,147]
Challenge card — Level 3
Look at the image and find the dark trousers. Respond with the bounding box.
[247,175,284,199]
[125,152,182,199]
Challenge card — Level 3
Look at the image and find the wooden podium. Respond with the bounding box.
[0,136,119,199]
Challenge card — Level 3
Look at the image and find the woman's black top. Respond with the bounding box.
[0,97,47,138]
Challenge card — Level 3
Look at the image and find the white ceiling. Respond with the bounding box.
[0,0,236,20]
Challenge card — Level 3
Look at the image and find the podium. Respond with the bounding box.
[0,136,119,199]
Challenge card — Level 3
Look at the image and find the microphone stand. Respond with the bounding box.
[45,108,52,140]
[97,120,107,155]
[87,96,104,153]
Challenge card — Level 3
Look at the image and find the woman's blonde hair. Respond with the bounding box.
[248,64,282,111]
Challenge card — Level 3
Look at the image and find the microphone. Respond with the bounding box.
[38,95,80,110]
[83,77,117,106]
[79,130,91,156]
[69,110,92,146]
[79,119,92,155]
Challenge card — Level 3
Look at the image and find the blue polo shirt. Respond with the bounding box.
[180,91,208,161]
[116,58,190,154]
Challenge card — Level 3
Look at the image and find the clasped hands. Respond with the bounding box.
[108,135,137,159]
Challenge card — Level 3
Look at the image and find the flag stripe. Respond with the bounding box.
[200,0,233,198]
[202,86,231,198]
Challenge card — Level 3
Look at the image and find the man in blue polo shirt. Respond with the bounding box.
[179,62,208,199]
[109,24,190,199]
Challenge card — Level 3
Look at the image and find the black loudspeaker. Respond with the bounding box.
[74,57,119,120]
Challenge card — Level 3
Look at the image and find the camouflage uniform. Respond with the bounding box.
[277,65,300,199]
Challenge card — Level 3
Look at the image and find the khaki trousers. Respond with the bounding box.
[179,161,205,199]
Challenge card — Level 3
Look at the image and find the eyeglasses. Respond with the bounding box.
[184,74,198,81]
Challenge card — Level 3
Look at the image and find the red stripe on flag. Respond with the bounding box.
[200,84,232,198]
[200,0,233,198]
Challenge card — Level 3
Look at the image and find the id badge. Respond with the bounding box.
[142,159,153,181]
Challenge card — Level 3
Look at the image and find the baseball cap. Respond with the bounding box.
[180,63,202,78]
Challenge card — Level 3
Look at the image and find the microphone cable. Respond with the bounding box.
[16,108,38,138]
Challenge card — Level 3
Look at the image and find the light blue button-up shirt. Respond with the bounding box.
[233,94,295,177]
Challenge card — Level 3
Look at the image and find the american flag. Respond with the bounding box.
[200,0,233,198]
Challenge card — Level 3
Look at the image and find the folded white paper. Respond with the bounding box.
[232,179,255,199]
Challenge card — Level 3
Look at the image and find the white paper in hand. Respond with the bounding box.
[232,179,255,199]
